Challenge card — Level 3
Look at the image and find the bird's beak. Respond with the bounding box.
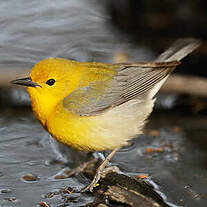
[10,77,41,87]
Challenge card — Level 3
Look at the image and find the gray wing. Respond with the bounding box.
[63,61,179,116]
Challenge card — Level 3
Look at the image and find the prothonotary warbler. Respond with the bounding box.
[11,38,200,192]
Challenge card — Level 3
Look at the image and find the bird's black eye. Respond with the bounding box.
[46,79,55,86]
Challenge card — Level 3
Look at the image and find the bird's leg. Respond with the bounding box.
[81,148,119,192]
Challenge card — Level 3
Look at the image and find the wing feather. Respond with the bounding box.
[63,61,178,115]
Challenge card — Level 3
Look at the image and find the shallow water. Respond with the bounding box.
[0,109,94,206]
[0,108,207,206]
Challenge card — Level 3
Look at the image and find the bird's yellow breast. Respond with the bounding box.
[46,105,100,151]
[46,104,116,151]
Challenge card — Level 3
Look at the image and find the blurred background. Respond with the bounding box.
[0,1,206,207]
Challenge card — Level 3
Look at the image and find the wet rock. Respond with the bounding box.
[0,189,12,194]
[22,173,39,182]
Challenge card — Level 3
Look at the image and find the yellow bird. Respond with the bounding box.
[11,38,200,192]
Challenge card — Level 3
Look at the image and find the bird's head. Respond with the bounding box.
[11,58,81,123]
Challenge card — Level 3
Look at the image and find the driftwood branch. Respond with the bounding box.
[79,159,170,207]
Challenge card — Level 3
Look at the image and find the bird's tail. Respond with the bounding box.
[156,38,201,62]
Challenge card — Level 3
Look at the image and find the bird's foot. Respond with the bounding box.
[80,165,120,192]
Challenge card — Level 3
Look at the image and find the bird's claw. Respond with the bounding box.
[80,149,119,193]
[80,166,120,193]
[80,172,101,192]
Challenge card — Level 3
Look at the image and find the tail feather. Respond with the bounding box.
[148,38,201,98]
[156,38,201,62]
